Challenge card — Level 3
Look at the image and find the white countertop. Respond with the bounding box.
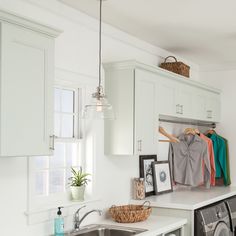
[96,215,187,236]
[131,186,236,210]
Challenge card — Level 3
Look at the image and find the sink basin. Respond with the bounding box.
[69,224,147,236]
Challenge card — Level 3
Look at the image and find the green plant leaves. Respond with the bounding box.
[68,167,91,187]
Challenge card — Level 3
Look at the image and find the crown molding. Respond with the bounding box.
[0,7,62,37]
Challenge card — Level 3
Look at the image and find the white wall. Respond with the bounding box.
[0,0,200,235]
[199,69,236,187]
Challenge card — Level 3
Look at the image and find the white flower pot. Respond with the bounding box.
[70,186,85,201]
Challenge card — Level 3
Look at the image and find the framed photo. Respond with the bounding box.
[152,161,173,195]
[139,155,157,197]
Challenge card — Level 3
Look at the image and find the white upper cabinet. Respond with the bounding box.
[157,78,194,118]
[192,88,221,122]
[157,76,177,116]
[0,10,61,157]
[157,77,221,122]
[175,83,194,119]
[104,61,221,155]
[192,87,207,121]
[135,69,158,155]
[104,66,158,156]
[205,91,221,122]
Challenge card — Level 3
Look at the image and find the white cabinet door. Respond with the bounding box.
[192,88,207,121]
[205,92,221,122]
[157,79,194,119]
[176,83,194,119]
[135,69,158,154]
[104,68,135,155]
[157,77,177,117]
[0,23,55,156]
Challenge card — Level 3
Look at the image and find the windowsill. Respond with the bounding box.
[25,198,101,225]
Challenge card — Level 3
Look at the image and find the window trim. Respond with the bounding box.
[27,79,88,213]
[54,85,81,139]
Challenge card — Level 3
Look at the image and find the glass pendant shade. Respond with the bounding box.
[82,0,114,120]
[83,86,115,119]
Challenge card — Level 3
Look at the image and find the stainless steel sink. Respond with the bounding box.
[69,224,147,236]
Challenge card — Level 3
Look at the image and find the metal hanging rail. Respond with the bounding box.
[159,118,216,128]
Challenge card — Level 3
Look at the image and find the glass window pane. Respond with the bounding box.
[61,114,74,138]
[54,88,61,112]
[66,143,78,167]
[50,143,65,168]
[66,168,73,187]
[35,171,47,196]
[54,113,61,137]
[34,156,48,170]
[61,89,74,113]
[49,170,65,194]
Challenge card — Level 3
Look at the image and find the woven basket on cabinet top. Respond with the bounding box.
[159,56,190,78]
[109,201,152,223]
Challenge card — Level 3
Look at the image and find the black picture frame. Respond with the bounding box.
[139,155,157,197]
[152,161,173,195]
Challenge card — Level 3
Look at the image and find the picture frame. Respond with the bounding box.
[152,161,173,195]
[139,155,157,197]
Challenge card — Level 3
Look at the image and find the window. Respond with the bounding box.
[28,85,85,210]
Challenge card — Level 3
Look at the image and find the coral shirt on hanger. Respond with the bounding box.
[200,133,216,186]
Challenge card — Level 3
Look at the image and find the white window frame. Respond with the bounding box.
[27,79,88,212]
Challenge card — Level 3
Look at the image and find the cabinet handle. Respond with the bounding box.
[180,105,184,114]
[210,110,213,118]
[176,104,180,114]
[137,140,142,152]
[207,110,212,119]
[49,135,56,150]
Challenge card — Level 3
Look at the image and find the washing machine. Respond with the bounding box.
[195,201,232,236]
[225,196,236,235]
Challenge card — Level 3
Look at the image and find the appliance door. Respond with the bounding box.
[214,222,230,236]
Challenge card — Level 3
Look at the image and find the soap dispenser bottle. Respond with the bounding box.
[54,207,64,236]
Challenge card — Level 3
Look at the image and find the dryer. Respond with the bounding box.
[225,196,236,235]
[195,201,232,236]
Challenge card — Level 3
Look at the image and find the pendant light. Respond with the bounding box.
[82,0,114,119]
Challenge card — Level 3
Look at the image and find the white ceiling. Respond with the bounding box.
[60,0,236,67]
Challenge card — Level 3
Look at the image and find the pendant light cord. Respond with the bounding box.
[98,0,102,89]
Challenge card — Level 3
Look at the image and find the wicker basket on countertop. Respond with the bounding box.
[159,56,190,78]
[109,201,152,223]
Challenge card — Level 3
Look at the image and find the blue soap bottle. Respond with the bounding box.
[54,207,64,236]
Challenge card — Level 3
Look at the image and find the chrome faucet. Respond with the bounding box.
[73,205,102,231]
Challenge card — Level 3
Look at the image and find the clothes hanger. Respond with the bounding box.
[184,128,196,135]
[194,128,200,135]
[158,126,180,143]
[205,128,215,135]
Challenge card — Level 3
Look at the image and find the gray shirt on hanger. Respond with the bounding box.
[169,133,211,187]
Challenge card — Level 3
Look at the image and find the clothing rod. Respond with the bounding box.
[159,118,216,128]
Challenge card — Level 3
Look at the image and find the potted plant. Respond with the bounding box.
[68,167,90,201]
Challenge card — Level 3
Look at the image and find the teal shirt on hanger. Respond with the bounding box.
[218,136,231,186]
[206,133,228,185]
